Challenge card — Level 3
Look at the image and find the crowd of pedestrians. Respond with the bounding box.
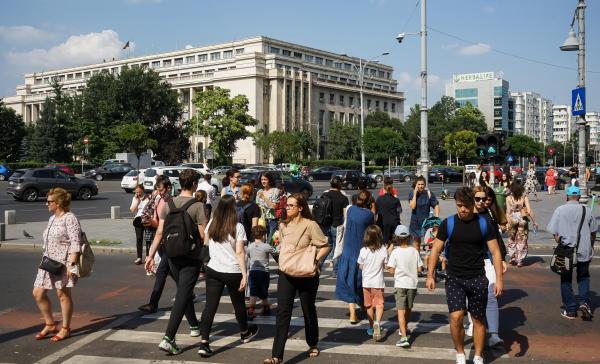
[30,163,599,364]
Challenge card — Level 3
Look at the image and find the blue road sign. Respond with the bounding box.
[572,87,586,116]
[506,155,514,163]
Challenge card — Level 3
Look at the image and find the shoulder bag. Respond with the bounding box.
[278,224,317,277]
[39,217,66,276]
[551,206,585,275]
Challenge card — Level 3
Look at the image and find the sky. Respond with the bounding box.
[1,0,599,115]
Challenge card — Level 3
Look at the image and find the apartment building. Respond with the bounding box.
[552,105,574,143]
[511,92,553,144]
[3,36,405,163]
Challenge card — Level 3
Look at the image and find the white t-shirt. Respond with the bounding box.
[206,221,247,273]
[130,196,149,218]
[357,246,388,289]
[387,246,423,289]
[197,180,216,205]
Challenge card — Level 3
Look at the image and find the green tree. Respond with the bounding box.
[444,130,478,164]
[364,111,401,129]
[114,122,158,170]
[192,88,257,163]
[449,102,487,133]
[326,120,360,160]
[294,130,316,159]
[363,127,406,166]
[0,99,26,162]
[402,104,421,165]
[506,134,542,159]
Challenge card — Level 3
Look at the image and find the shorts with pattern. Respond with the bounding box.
[394,288,417,310]
[445,275,488,320]
[363,288,385,308]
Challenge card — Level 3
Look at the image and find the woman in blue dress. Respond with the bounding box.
[335,190,375,324]
[408,176,439,251]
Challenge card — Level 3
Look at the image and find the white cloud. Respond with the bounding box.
[5,30,134,71]
[458,43,491,56]
[483,5,495,13]
[0,25,55,44]
[396,71,441,90]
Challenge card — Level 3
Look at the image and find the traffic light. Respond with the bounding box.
[486,134,498,159]
[476,135,487,159]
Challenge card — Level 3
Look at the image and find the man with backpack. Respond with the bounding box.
[547,186,597,320]
[425,187,504,364]
[145,169,208,355]
[315,176,349,277]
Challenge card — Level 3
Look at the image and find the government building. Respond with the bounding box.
[3,36,405,164]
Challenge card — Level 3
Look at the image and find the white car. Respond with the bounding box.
[121,169,145,193]
[178,162,210,174]
[142,167,184,195]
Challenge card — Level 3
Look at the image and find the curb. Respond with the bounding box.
[0,242,136,255]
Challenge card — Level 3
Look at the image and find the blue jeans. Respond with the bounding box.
[560,261,591,313]
[324,226,339,275]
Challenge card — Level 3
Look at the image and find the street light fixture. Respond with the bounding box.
[353,52,389,173]
[560,0,587,202]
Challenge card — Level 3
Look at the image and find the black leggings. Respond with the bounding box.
[199,266,248,340]
[133,217,146,259]
[165,257,200,339]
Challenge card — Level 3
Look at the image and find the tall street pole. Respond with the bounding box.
[360,58,366,173]
[576,0,587,201]
[420,0,430,186]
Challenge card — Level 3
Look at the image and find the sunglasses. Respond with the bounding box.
[474,197,486,202]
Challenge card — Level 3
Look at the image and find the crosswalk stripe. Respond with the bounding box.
[143,312,451,334]
[61,356,219,364]
[106,330,509,360]
[195,281,445,295]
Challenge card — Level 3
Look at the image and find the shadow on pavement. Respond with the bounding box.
[499,306,529,358]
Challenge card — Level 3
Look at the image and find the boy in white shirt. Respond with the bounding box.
[357,225,388,342]
[387,225,423,348]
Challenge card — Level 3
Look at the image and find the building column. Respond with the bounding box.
[282,74,287,132]
[300,73,304,131]
[291,71,296,131]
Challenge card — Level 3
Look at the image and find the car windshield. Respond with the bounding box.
[144,169,157,177]
[10,170,25,178]
[125,170,138,176]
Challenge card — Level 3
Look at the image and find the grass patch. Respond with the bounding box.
[89,239,123,246]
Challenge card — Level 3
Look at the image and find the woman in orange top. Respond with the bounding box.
[545,165,557,195]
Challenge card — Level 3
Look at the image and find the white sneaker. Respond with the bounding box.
[190,326,200,337]
[465,324,473,337]
[456,353,466,364]
[488,333,504,347]
[473,355,484,364]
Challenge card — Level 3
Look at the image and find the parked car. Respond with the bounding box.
[142,166,220,195]
[85,164,134,181]
[7,168,98,202]
[428,167,463,183]
[102,159,127,167]
[305,166,341,182]
[121,169,145,193]
[0,164,12,181]
[45,163,75,176]
[332,170,378,190]
[243,164,277,172]
[239,170,313,198]
[178,162,210,174]
[369,167,415,183]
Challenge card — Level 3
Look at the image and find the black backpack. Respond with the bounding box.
[236,202,252,224]
[163,199,202,258]
[313,192,333,228]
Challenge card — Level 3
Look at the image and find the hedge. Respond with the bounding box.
[3,161,95,172]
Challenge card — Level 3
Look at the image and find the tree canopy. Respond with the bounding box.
[0,99,25,162]
[327,120,360,160]
[363,127,406,165]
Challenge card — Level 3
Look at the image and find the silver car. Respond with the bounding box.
[369,167,415,183]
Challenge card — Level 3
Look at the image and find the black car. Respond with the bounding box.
[428,167,463,183]
[305,166,341,182]
[239,171,313,198]
[332,170,378,190]
[85,163,134,181]
[7,168,98,202]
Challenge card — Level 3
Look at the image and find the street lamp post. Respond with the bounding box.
[560,0,587,201]
[357,53,389,173]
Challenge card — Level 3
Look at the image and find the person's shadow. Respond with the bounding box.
[498,306,529,357]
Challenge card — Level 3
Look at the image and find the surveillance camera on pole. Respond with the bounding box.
[396,33,406,43]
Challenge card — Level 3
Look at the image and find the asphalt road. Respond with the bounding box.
[0,180,463,223]
[0,247,598,364]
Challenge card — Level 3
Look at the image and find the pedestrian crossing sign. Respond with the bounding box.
[572,87,586,116]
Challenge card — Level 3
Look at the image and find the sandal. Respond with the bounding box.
[263,358,282,364]
[308,346,320,358]
[51,327,71,342]
[35,324,58,340]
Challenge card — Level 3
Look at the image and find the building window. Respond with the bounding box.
[111,67,119,74]
[223,50,233,59]
[494,119,503,128]
[456,99,478,108]
[304,54,314,62]
[210,52,220,61]
[325,59,333,67]
[319,110,325,135]
[494,109,502,117]
[349,96,355,107]
[198,54,207,62]
[334,62,342,69]
[375,100,380,110]
[319,92,324,103]
[349,113,355,123]
[330,75,338,81]
[293,52,302,58]
[339,95,344,106]
[494,86,503,97]
[367,99,372,109]
[186,56,195,64]
[383,102,388,111]
[378,70,385,78]
[329,111,335,121]
[67,74,73,80]
[370,69,377,76]
[151,61,160,68]
[391,103,396,113]
[282,49,291,56]
[329,93,335,104]
[269,46,280,54]
[163,59,172,67]
[315,57,323,65]
[345,63,352,71]
[174,58,183,66]
[84,72,91,78]
[494,98,502,106]
[235,48,244,54]
[455,88,478,98]
[339,112,345,122]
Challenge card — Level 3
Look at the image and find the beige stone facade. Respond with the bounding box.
[3,36,404,164]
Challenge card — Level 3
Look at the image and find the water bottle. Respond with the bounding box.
[532,224,538,235]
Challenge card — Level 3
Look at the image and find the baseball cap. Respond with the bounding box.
[566,185,581,196]
[394,225,410,238]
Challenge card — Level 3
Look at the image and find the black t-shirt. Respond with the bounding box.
[436,213,495,279]
[375,193,402,225]
[323,190,349,227]
[351,192,375,209]
[569,167,578,177]
[236,201,261,241]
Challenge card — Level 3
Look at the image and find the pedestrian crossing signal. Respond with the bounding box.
[475,134,500,161]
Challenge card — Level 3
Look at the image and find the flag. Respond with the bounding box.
[122,41,130,50]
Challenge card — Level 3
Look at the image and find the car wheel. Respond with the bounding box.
[0,175,5,181]
[404,175,411,183]
[300,188,310,199]
[307,175,314,182]
[78,187,93,200]
[376,175,383,183]
[95,174,103,181]
[23,188,38,202]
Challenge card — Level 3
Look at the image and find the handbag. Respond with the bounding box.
[77,230,95,278]
[551,206,585,275]
[278,225,317,277]
[38,217,65,276]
